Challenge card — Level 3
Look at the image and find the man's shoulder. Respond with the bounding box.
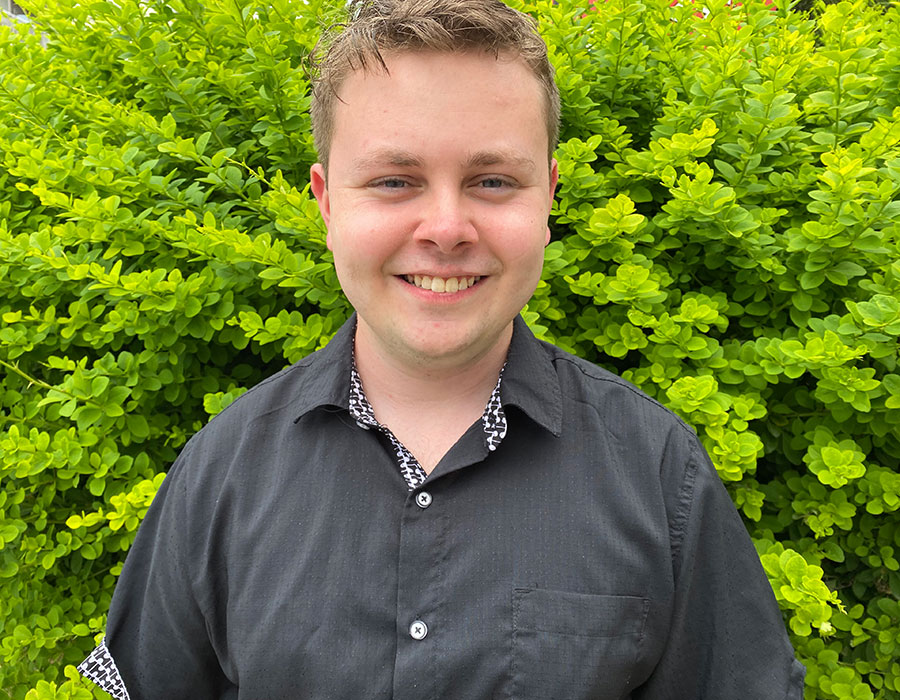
[160,339,348,497]
[536,338,695,439]
[538,339,666,405]
[180,333,349,469]
[203,319,354,432]
[221,349,342,425]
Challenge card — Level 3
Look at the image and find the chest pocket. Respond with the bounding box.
[510,588,650,700]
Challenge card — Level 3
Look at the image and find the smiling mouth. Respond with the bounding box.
[403,274,482,293]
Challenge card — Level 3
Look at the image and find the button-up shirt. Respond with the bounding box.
[79,315,805,699]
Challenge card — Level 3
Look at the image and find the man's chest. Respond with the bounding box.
[198,422,672,700]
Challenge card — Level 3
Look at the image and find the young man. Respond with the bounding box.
[79,0,805,697]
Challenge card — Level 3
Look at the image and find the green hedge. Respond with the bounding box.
[1,0,899,697]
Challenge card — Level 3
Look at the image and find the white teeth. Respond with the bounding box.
[404,275,480,293]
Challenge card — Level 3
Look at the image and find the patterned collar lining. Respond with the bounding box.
[349,360,508,491]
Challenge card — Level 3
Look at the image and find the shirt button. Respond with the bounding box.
[415,491,433,509]
[409,620,428,640]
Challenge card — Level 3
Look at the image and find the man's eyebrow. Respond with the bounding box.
[465,150,536,170]
[349,148,537,172]
[351,149,424,172]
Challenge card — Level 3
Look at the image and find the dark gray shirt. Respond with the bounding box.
[80,315,805,699]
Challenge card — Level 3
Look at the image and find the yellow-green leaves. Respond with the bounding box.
[759,542,844,638]
[804,428,868,489]
[584,194,645,249]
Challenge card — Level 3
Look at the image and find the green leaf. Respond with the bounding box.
[184,296,203,318]
[126,414,150,439]
[0,549,19,578]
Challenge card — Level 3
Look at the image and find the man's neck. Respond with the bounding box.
[353,322,512,473]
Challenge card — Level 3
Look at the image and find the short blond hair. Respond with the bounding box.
[309,0,560,170]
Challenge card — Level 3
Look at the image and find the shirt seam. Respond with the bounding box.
[209,358,315,428]
[668,443,701,573]
[551,355,697,440]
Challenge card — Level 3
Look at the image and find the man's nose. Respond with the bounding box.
[412,188,478,253]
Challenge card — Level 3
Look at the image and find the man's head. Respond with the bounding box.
[309,0,560,171]
[308,0,559,375]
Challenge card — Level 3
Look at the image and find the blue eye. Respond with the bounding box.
[478,177,517,190]
[377,179,408,188]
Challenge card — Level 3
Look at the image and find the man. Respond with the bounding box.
[79,0,806,697]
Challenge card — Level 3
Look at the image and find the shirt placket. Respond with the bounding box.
[347,361,507,698]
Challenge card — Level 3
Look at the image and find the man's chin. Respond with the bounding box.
[393,324,515,373]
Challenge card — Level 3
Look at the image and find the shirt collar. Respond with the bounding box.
[292,313,563,438]
[291,314,356,422]
[499,316,563,437]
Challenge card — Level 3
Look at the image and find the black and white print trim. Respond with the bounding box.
[483,365,507,452]
[77,638,131,700]
[349,362,508,490]
[349,365,428,489]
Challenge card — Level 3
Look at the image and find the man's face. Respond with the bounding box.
[311,50,558,372]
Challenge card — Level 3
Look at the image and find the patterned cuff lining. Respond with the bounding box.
[77,638,131,700]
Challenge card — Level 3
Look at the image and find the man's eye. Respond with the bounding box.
[478,177,512,189]
[372,178,408,189]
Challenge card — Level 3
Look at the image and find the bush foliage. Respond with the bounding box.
[1,0,899,697]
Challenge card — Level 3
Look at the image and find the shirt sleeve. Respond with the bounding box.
[77,442,231,700]
[635,434,806,699]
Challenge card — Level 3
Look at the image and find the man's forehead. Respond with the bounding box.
[336,47,535,98]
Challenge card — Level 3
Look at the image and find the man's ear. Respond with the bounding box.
[548,157,559,207]
[310,163,332,249]
[545,158,559,246]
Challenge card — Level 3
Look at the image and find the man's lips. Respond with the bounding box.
[402,274,482,293]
